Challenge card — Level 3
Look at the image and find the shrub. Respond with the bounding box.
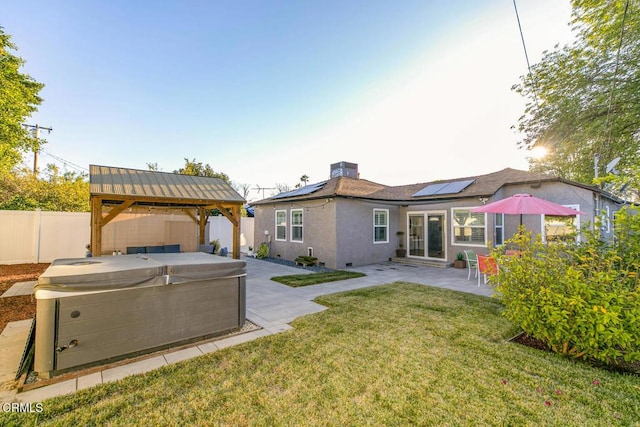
[209,239,220,254]
[490,207,640,368]
[295,255,318,266]
[256,243,269,259]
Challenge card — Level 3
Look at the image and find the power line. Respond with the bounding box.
[595,0,630,180]
[41,149,89,174]
[512,0,538,105]
[603,0,630,149]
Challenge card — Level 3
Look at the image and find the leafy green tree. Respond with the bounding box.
[0,27,44,172]
[0,165,89,211]
[174,158,230,182]
[514,1,640,192]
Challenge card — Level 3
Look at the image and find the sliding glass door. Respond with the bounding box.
[408,212,445,260]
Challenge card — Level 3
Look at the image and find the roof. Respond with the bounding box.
[378,168,559,201]
[90,165,245,205]
[252,168,611,205]
[251,176,388,205]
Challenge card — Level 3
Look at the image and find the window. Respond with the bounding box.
[452,208,486,246]
[291,209,303,242]
[275,210,286,241]
[494,213,504,246]
[373,209,389,243]
[543,204,580,243]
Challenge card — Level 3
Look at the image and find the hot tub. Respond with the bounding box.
[34,253,246,378]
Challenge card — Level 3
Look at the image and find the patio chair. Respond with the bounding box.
[477,255,498,286]
[463,250,478,281]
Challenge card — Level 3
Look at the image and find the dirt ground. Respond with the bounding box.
[0,263,50,333]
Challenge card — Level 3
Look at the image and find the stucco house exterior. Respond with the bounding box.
[252,162,622,270]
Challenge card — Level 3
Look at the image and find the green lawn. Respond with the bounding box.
[271,270,366,287]
[6,283,639,425]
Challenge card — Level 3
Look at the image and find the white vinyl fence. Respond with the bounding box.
[0,210,90,264]
[0,210,254,264]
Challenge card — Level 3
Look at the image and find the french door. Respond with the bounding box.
[408,212,445,260]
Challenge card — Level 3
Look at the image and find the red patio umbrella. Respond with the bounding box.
[471,194,584,225]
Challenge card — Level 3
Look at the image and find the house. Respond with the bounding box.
[251,162,622,269]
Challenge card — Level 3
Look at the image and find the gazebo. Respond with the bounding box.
[89,165,245,258]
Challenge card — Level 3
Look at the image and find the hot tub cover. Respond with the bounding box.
[35,253,246,293]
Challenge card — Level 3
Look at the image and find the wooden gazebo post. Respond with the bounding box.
[90,195,102,257]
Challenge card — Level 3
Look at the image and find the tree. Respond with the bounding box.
[514,0,640,194]
[234,182,251,199]
[275,183,291,194]
[146,162,160,171]
[0,165,89,211]
[0,27,44,172]
[174,158,230,182]
[295,174,310,189]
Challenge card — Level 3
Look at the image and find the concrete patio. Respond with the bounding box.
[0,256,492,404]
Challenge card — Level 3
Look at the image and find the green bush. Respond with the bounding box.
[295,255,318,266]
[256,243,269,259]
[490,207,640,368]
[209,239,220,254]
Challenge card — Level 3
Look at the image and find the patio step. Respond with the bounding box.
[1,281,36,298]
[390,257,450,268]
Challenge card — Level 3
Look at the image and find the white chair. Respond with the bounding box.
[463,250,478,281]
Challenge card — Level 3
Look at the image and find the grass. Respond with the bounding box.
[270,270,366,287]
[6,283,640,426]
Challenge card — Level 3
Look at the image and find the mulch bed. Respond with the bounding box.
[510,331,639,374]
[0,263,49,333]
[510,332,552,352]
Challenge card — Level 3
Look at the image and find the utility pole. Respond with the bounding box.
[22,123,53,175]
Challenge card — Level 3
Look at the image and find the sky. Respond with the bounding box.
[4,0,574,201]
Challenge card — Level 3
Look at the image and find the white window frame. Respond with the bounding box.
[275,210,287,241]
[451,207,487,247]
[542,204,581,243]
[373,209,389,243]
[290,209,303,242]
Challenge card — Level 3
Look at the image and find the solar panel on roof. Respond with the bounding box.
[413,183,448,196]
[412,179,474,197]
[442,179,475,194]
[272,181,327,199]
